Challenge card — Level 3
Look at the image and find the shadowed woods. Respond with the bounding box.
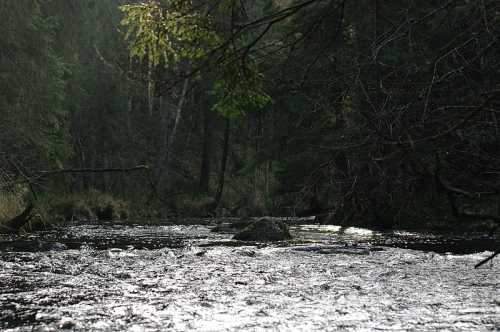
[0,1,499,254]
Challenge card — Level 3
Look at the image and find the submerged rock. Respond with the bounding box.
[233,217,292,242]
[45,241,67,251]
[58,317,76,329]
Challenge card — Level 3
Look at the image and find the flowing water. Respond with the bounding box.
[0,221,499,331]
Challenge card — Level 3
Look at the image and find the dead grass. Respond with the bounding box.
[0,192,24,223]
[50,190,129,222]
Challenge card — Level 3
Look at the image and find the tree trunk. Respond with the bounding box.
[164,78,189,188]
[155,95,169,180]
[126,56,133,133]
[199,99,212,194]
[155,78,189,190]
[147,59,154,117]
[211,118,230,212]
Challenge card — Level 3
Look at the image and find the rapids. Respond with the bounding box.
[0,222,498,331]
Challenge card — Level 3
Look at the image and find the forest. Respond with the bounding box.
[1,1,500,331]
[1,0,500,233]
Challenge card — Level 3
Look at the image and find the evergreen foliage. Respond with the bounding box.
[1,0,499,230]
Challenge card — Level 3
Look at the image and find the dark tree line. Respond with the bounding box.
[1,0,499,230]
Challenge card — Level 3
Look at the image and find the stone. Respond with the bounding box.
[233,217,292,242]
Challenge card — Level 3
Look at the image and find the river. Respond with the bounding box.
[0,222,499,331]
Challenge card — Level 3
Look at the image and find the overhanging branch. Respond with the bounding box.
[0,165,150,189]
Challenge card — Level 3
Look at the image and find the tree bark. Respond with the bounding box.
[211,118,230,212]
[155,96,169,180]
[163,78,189,190]
[147,59,154,117]
[155,78,189,190]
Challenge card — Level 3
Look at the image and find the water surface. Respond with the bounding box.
[0,222,498,331]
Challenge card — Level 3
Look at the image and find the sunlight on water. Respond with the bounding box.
[0,223,498,331]
[343,227,374,236]
[298,225,343,232]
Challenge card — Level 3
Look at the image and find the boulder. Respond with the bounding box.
[233,217,292,242]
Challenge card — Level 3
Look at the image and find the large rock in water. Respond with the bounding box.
[233,217,292,241]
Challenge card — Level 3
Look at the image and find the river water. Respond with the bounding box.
[0,222,498,331]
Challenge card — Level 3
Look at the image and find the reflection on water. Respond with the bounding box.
[0,222,498,331]
[294,224,499,254]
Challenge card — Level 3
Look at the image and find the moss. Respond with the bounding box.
[233,217,292,242]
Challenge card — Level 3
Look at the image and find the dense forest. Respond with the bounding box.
[1,0,500,231]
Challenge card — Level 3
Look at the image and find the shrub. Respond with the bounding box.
[50,190,129,222]
[51,196,95,221]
